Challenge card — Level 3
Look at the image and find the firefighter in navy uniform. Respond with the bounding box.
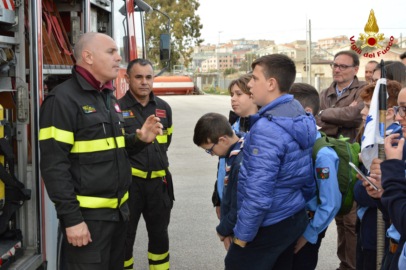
[119,59,174,270]
[39,33,163,270]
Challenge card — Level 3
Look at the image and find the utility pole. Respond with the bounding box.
[306,19,312,84]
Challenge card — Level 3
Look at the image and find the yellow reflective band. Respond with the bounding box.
[149,262,170,270]
[148,252,169,270]
[70,136,125,153]
[39,126,74,145]
[156,134,167,144]
[132,168,166,179]
[151,170,166,178]
[124,257,134,268]
[167,125,173,135]
[148,251,169,261]
[76,191,128,209]
[131,168,148,178]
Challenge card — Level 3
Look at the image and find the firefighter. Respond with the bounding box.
[119,59,174,270]
[39,33,163,270]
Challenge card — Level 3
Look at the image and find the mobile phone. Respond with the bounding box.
[349,162,379,191]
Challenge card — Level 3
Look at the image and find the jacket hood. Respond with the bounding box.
[250,94,317,149]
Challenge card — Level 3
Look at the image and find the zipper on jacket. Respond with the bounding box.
[102,123,110,146]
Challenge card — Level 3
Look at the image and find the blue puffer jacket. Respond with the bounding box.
[234,94,317,242]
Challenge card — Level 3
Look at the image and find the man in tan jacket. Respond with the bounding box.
[317,50,366,270]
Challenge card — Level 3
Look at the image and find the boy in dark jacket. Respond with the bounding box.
[193,112,244,251]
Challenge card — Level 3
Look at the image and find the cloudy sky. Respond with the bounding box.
[196,0,406,46]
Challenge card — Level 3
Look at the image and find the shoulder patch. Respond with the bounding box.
[156,109,167,118]
[82,105,97,114]
[122,110,135,118]
[114,103,121,113]
[316,167,330,179]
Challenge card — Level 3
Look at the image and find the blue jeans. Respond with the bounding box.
[225,209,308,270]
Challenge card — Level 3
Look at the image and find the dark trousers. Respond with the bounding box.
[61,219,127,270]
[356,231,376,270]
[225,209,308,270]
[292,228,327,270]
[124,176,172,269]
[381,242,401,270]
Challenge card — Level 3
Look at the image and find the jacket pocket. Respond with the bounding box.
[78,152,116,196]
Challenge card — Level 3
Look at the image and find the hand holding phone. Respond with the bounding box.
[349,162,380,191]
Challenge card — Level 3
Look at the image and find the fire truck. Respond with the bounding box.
[0,0,169,268]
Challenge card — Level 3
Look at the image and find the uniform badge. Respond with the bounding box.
[82,105,96,114]
[316,167,330,179]
[114,103,122,113]
[122,110,135,118]
[155,109,166,118]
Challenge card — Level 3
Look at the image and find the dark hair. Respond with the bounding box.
[374,61,395,73]
[193,113,234,146]
[251,54,296,92]
[385,62,406,87]
[360,80,402,107]
[355,80,403,143]
[334,50,360,67]
[228,74,252,95]
[289,83,320,116]
[400,52,406,60]
[126,58,153,74]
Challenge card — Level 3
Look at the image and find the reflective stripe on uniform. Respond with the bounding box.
[167,125,173,135]
[155,125,173,144]
[124,257,134,269]
[131,167,166,179]
[76,191,129,209]
[148,251,169,270]
[71,136,125,153]
[39,126,125,153]
[39,126,74,145]
[156,134,167,144]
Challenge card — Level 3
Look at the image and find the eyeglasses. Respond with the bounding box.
[330,63,355,71]
[205,143,217,155]
[393,106,406,118]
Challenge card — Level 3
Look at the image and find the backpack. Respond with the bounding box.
[312,132,360,215]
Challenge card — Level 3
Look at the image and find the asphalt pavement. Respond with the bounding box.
[132,94,340,270]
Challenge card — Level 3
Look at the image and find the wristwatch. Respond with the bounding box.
[233,237,247,248]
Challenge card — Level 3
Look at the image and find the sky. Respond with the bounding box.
[196,0,406,46]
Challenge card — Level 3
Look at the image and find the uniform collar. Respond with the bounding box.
[125,90,157,107]
[75,65,114,92]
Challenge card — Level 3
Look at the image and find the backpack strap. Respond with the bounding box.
[312,132,333,161]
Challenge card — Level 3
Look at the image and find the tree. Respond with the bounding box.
[223,68,237,76]
[144,0,203,70]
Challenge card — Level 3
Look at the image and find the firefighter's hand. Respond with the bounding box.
[294,235,308,254]
[66,222,92,247]
[385,134,404,160]
[136,115,163,143]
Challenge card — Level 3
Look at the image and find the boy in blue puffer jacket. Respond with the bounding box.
[225,54,317,270]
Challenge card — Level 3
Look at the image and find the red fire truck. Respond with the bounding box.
[0,0,169,268]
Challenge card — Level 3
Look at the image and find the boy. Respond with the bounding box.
[290,83,342,270]
[226,54,317,270]
[193,112,244,251]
